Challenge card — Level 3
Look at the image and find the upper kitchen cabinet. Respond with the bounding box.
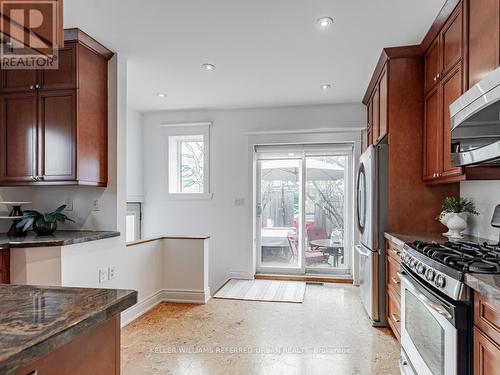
[424,1,464,94]
[0,29,113,186]
[364,63,388,146]
[468,0,500,87]
[422,0,466,184]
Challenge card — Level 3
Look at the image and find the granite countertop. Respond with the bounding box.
[0,230,120,248]
[0,284,137,374]
[385,232,500,303]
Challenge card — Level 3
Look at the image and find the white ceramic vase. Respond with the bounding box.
[442,212,468,239]
[439,212,454,236]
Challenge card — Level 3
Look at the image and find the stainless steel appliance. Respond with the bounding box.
[450,66,500,166]
[399,240,500,374]
[356,143,388,326]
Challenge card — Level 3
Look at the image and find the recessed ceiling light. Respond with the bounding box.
[202,63,216,71]
[156,92,167,98]
[321,84,332,90]
[288,153,295,157]
[317,17,333,28]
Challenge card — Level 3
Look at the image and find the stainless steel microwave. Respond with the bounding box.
[450,67,500,166]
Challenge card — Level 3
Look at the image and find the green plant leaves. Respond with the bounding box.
[440,196,479,215]
[16,205,75,231]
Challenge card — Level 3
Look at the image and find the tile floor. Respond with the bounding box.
[122,283,400,375]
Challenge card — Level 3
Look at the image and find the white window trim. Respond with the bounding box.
[162,122,213,201]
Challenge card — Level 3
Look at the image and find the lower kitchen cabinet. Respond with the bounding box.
[12,316,120,375]
[474,328,500,375]
[0,247,9,284]
[474,292,500,374]
[386,239,402,341]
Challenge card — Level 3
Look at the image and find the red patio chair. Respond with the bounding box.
[287,232,329,266]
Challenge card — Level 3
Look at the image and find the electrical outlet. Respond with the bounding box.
[99,268,107,283]
[92,200,101,212]
[234,198,245,206]
[64,198,73,211]
[108,266,116,280]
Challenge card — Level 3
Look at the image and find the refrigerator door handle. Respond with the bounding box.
[355,244,372,257]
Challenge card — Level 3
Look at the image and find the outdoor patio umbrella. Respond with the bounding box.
[261,159,344,181]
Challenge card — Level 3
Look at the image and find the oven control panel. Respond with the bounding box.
[400,247,465,301]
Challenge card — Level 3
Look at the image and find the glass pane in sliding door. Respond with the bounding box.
[305,155,350,274]
[259,159,302,269]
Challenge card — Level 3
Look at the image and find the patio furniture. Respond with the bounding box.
[307,226,328,251]
[288,233,329,266]
[309,239,344,267]
[261,227,295,261]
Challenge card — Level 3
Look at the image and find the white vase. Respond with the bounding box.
[439,212,454,236]
[444,213,468,239]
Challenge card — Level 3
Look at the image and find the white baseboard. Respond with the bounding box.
[121,289,164,327]
[121,288,211,327]
[162,288,211,304]
[229,270,254,280]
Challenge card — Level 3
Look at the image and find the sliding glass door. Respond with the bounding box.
[256,145,353,276]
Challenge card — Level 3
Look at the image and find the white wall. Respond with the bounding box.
[142,103,365,291]
[127,109,144,202]
[461,181,500,241]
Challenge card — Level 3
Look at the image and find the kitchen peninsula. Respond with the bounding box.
[0,284,137,375]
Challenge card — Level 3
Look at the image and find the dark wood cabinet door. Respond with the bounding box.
[367,98,373,148]
[474,327,500,375]
[441,64,464,178]
[372,87,380,143]
[378,65,388,142]
[0,92,37,183]
[468,0,500,87]
[40,44,77,90]
[425,38,440,92]
[441,3,463,76]
[0,248,10,284]
[1,70,39,93]
[38,90,76,181]
[423,87,441,181]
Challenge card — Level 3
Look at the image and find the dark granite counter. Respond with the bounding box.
[0,230,120,248]
[0,284,137,374]
[384,232,500,304]
[384,232,492,248]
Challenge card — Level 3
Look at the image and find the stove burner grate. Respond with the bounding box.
[411,241,500,274]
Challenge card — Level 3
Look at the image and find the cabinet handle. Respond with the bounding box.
[391,276,400,285]
[30,85,35,90]
[391,249,400,257]
[35,84,41,89]
[391,313,401,323]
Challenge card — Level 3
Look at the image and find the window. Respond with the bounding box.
[126,203,142,242]
[163,122,211,199]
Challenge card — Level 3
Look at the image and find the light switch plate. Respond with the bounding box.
[64,198,73,211]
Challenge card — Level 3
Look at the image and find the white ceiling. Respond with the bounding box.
[64,0,445,112]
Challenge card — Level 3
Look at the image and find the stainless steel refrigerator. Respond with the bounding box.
[356,142,388,326]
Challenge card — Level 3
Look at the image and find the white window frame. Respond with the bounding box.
[162,122,212,200]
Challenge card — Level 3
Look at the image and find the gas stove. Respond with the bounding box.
[401,240,500,301]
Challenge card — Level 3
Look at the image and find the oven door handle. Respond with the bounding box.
[397,272,452,320]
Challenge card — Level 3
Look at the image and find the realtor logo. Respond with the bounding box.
[0,0,60,69]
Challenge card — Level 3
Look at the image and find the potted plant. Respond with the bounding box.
[437,197,479,239]
[17,205,75,236]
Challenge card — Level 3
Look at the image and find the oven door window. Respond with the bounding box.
[405,290,445,375]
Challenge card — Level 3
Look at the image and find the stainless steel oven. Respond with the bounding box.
[399,269,470,375]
